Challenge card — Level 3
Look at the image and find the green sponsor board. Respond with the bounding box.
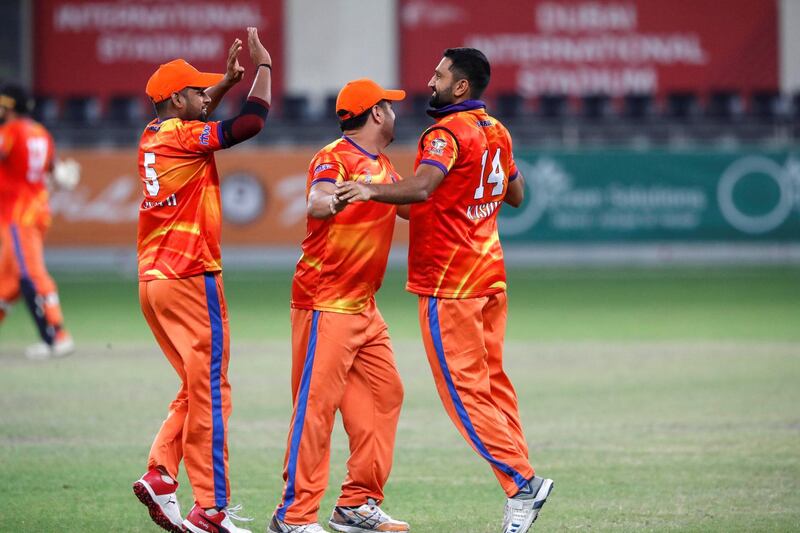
[498,149,800,242]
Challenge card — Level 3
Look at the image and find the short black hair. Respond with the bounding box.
[0,83,33,114]
[338,100,387,132]
[152,88,188,117]
[443,48,491,100]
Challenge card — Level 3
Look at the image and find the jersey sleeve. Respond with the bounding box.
[174,120,225,153]
[417,128,459,176]
[309,157,347,186]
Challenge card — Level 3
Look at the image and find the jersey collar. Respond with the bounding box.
[342,135,378,160]
[426,99,486,118]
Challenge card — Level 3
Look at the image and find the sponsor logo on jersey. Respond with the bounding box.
[359,170,373,183]
[466,200,502,221]
[477,119,493,127]
[199,124,211,145]
[314,163,334,175]
[429,137,448,156]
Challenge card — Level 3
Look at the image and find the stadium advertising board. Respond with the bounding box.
[34,0,283,100]
[46,148,800,247]
[399,0,778,96]
[500,150,800,242]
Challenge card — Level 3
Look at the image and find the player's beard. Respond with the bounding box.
[199,109,208,122]
[429,85,454,109]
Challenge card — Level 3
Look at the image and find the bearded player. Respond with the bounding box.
[336,48,554,533]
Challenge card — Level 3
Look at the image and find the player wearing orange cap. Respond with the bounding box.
[0,83,78,360]
[132,28,271,533]
[267,79,409,533]
[336,48,554,533]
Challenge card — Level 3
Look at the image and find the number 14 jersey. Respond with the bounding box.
[408,101,519,299]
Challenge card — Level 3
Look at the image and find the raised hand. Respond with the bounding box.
[247,26,271,67]
[224,38,245,84]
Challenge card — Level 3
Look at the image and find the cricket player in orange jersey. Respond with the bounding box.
[268,79,409,533]
[337,48,554,533]
[132,28,271,533]
[0,83,77,360]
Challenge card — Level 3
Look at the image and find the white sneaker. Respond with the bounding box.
[268,514,327,533]
[184,503,253,533]
[132,469,183,532]
[25,342,52,360]
[502,476,554,533]
[329,499,409,532]
[24,333,75,360]
[51,333,75,357]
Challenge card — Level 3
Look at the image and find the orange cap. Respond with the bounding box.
[145,59,224,103]
[336,78,406,121]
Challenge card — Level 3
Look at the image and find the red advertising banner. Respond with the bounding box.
[46,147,416,247]
[34,0,283,101]
[399,0,778,97]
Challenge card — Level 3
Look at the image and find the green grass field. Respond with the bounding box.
[1,267,799,532]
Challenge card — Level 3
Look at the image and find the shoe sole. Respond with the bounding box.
[133,480,184,533]
[328,521,409,533]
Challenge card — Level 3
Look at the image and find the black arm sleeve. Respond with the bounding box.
[219,97,270,148]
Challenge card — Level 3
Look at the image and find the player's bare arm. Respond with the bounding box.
[504,174,525,207]
[246,27,272,106]
[205,38,245,116]
[215,27,272,148]
[336,164,445,205]
[396,205,410,219]
[307,181,348,219]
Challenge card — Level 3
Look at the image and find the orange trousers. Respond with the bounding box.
[0,223,64,343]
[275,299,404,524]
[419,292,535,497]
[139,272,231,509]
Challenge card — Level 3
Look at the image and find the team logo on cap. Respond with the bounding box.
[429,138,448,156]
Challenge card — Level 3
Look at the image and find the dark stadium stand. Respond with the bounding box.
[31,89,798,148]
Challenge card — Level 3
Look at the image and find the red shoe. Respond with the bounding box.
[132,468,183,532]
[183,504,253,533]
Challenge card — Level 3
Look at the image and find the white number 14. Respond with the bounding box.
[473,148,505,200]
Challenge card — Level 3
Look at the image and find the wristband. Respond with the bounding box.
[258,63,272,71]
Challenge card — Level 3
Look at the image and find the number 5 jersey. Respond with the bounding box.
[137,118,225,281]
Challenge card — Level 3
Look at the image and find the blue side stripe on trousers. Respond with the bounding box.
[10,225,30,279]
[427,297,528,489]
[204,273,228,509]
[278,310,320,521]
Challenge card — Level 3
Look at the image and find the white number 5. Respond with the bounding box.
[473,148,505,200]
[143,152,159,196]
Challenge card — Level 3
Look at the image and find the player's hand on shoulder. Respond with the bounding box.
[224,38,245,84]
[246,27,271,67]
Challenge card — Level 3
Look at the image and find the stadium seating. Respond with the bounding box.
[62,96,102,125]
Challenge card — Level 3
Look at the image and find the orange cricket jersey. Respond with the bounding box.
[408,101,518,299]
[291,136,400,314]
[137,117,226,281]
[0,117,54,227]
